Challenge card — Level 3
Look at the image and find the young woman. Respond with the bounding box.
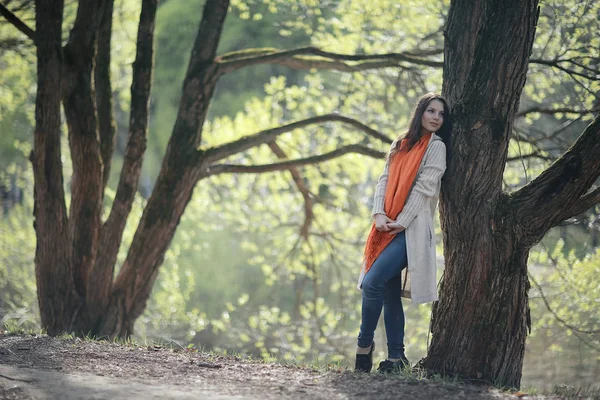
[355,93,451,373]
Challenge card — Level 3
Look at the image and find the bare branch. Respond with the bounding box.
[206,144,385,176]
[510,115,600,246]
[529,274,600,335]
[513,119,579,151]
[0,3,35,43]
[203,114,392,163]
[506,152,554,162]
[267,141,314,240]
[217,46,443,74]
[517,106,600,118]
[530,58,600,81]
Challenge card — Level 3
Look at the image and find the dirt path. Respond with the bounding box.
[0,364,241,399]
[0,334,558,399]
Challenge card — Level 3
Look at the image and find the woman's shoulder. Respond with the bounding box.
[428,135,446,151]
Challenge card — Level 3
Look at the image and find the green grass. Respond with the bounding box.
[1,320,44,336]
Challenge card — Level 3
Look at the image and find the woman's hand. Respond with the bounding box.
[386,222,405,235]
[374,214,394,232]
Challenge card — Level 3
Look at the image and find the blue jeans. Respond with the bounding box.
[357,231,408,359]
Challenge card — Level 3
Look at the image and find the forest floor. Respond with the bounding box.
[0,333,583,400]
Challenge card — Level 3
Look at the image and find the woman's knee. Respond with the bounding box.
[362,275,384,296]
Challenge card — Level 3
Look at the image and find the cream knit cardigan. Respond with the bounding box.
[357,134,446,304]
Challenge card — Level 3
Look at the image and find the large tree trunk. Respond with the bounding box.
[32,0,81,336]
[31,0,158,336]
[421,0,540,388]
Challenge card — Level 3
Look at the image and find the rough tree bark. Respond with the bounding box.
[28,0,159,336]
[91,0,159,336]
[61,0,106,333]
[421,0,600,388]
[31,0,80,336]
[95,0,117,193]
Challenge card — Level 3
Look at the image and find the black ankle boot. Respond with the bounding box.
[354,341,375,373]
[377,354,410,373]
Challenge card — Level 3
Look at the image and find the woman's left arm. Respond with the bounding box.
[394,141,447,229]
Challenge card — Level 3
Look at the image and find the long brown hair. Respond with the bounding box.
[387,93,451,160]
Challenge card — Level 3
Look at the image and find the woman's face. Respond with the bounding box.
[421,99,445,134]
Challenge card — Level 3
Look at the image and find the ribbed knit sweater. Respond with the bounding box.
[371,139,447,229]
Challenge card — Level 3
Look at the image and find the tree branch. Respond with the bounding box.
[171,0,229,149]
[217,46,443,74]
[95,0,116,193]
[206,144,385,176]
[517,106,600,118]
[529,274,600,335]
[217,49,600,80]
[267,141,314,240]
[561,186,600,220]
[203,114,392,164]
[506,151,554,162]
[0,3,35,43]
[109,0,231,330]
[510,115,600,246]
[92,0,157,322]
[530,58,600,81]
[61,0,109,308]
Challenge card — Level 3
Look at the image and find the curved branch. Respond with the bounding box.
[0,3,35,43]
[206,144,385,176]
[562,186,600,220]
[530,58,600,81]
[267,141,313,240]
[529,274,600,335]
[517,106,600,118]
[510,115,600,246]
[506,152,554,162]
[217,46,443,74]
[203,114,392,163]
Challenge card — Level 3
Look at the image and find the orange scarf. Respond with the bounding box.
[363,133,432,273]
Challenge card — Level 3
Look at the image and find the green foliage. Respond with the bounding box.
[524,243,600,391]
[0,43,35,172]
[0,200,38,331]
[148,0,309,181]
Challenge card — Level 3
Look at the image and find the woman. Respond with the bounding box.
[355,93,451,373]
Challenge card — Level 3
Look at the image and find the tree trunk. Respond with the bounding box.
[88,0,158,335]
[95,0,116,193]
[421,0,540,388]
[28,0,229,339]
[32,0,81,336]
[99,0,230,338]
